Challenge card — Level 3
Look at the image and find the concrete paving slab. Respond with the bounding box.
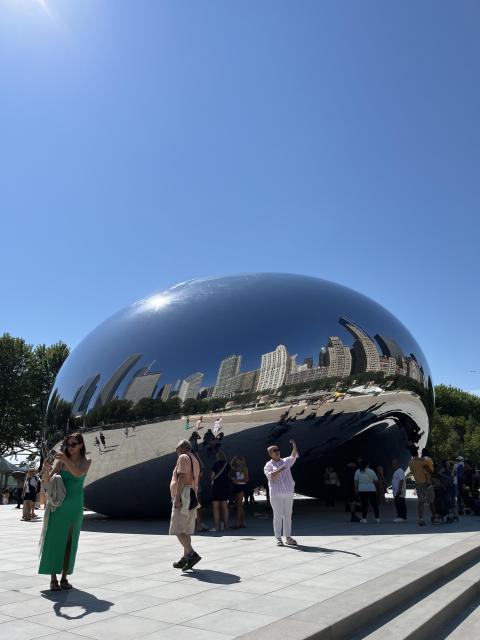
[70,613,171,639]
[183,608,278,634]
[1,497,480,640]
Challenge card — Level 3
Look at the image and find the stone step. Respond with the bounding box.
[443,601,480,638]
[361,562,480,640]
[236,533,480,640]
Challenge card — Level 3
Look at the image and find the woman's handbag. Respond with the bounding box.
[187,454,199,510]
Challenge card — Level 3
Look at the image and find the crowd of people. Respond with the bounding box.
[4,424,480,589]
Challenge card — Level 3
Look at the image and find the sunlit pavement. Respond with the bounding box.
[1,496,479,640]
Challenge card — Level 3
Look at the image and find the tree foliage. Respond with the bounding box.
[0,333,69,457]
[428,385,480,463]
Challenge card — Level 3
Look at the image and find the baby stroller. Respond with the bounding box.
[431,472,457,523]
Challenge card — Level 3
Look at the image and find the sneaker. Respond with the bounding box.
[173,556,188,569]
[375,518,380,523]
[360,518,367,523]
[393,518,404,523]
[219,523,224,531]
[276,537,284,546]
[350,514,360,523]
[183,552,201,570]
[418,519,426,526]
[209,528,217,532]
[285,537,297,546]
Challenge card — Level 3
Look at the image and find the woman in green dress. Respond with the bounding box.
[39,432,91,590]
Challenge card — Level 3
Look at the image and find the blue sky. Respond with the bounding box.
[1,0,479,393]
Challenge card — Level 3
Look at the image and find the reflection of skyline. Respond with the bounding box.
[67,316,428,414]
[94,354,142,408]
[165,316,428,404]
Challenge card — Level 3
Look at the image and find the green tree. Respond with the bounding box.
[428,385,480,464]
[0,334,35,456]
[0,334,69,457]
[134,397,157,420]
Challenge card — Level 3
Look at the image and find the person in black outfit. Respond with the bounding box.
[210,451,231,531]
[344,461,360,522]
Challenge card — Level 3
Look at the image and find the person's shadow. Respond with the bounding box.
[40,588,113,620]
[287,545,362,557]
[181,569,240,585]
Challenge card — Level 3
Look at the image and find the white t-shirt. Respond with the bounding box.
[354,468,378,492]
[392,468,406,498]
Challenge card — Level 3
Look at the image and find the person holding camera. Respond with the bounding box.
[264,439,299,546]
[38,433,91,590]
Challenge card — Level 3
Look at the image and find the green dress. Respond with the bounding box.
[38,469,86,575]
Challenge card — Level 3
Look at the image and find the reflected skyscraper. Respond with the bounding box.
[320,336,352,378]
[178,372,204,402]
[158,383,172,402]
[124,371,162,403]
[375,335,404,363]
[213,355,242,398]
[71,374,101,415]
[340,318,380,373]
[94,354,141,408]
[257,344,289,391]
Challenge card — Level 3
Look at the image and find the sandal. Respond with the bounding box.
[50,580,61,591]
[60,579,73,590]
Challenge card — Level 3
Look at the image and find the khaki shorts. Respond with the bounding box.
[169,504,196,535]
[415,482,435,505]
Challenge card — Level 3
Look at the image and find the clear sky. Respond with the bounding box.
[1,1,479,393]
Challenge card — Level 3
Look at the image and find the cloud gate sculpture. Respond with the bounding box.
[46,273,433,517]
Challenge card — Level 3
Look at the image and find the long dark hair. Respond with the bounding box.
[358,459,368,472]
[64,432,86,458]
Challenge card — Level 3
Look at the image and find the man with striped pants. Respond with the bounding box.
[264,439,299,546]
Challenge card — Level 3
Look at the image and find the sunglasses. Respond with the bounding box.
[67,442,80,448]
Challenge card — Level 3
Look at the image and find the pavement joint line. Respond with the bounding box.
[235,534,480,640]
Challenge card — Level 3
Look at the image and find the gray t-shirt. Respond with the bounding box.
[354,468,378,492]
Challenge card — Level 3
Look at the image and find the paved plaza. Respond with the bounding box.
[1,496,479,640]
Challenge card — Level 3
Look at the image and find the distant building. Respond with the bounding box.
[407,355,423,382]
[72,373,101,415]
[256,345,290,391]
[213,354,242,398]
[233,369,259,395]
[285,366,329,386]
[199,386,214,399]
[304,357,314,369]
[158,383,172,402]
[178,372,204,402]
[379,356,397,376]
[94,354,141,407]
[375,335,404,363]
[320,336,352,378]
[340,318,380,373]
[124,372,162,404]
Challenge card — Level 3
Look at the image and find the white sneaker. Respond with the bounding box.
[276,537,284,546]
[209,528,217,532]
[360,518,367,523]
[375,518,381,523]
[393,518,406,523]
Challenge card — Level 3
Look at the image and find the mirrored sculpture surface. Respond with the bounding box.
[46,273,433,517]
